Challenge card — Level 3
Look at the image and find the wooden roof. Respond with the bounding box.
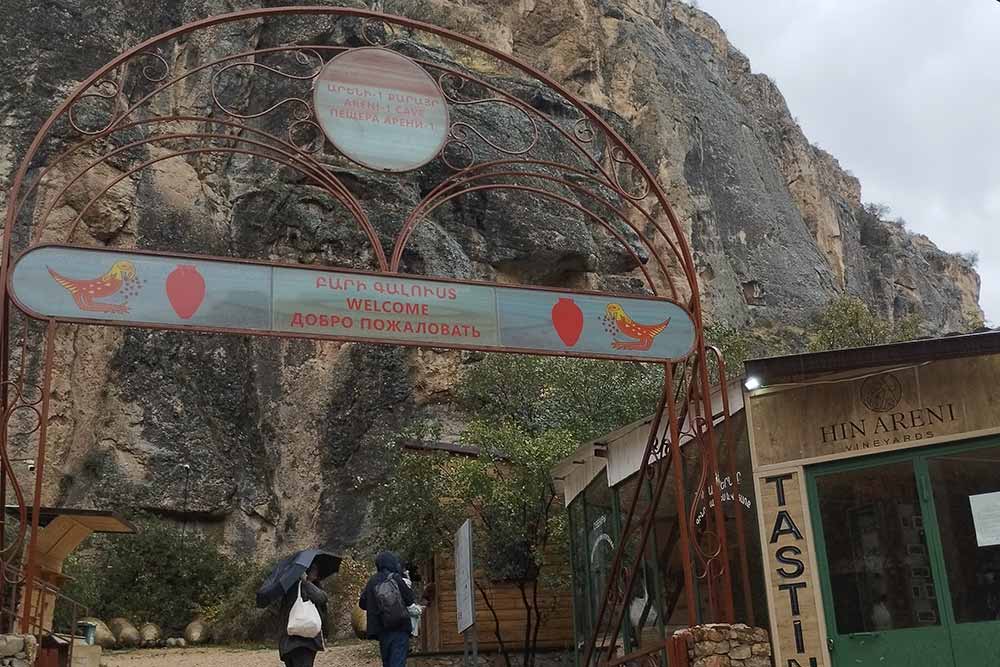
[744,328,1000,386]
[5,506,135,534]
[6,507,135,572]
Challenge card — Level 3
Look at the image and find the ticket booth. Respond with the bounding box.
[744,332,1000,667]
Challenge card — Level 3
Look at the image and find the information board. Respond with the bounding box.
[9,246,697,363]
[455,519,475,644]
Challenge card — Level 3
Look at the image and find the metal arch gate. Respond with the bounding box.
[0,7,752,664]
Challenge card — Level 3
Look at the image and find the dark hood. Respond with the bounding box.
[375,551,402,574]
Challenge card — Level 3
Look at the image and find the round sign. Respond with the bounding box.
[313,48,450,172]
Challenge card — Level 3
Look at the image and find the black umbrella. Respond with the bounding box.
[256,548,342,608]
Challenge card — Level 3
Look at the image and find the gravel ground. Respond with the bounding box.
[103,641,381,667]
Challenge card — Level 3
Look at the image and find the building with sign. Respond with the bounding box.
[744,330,1000,667]
[551,379,769,665]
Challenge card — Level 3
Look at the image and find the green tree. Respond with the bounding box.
[457,355,663,442]
[364,447,467,566]
[704,323,755,382]
[369,355,663,667]
[456,421,575,667]
[963,309,986,332]
[807,296,921,352]
[60,518,243,633]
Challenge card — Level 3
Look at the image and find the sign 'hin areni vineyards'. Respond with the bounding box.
[9,246,696,363]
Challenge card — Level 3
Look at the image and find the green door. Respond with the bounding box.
[924,443,1000,664]
[808,457,953,666]
[807,440,1000,667]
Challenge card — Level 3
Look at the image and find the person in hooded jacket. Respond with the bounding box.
[279,563,328,667]
[360,551,416,667]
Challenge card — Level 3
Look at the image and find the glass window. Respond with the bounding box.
[928,444,1000,623]
[568,496,591,658]
[584,475,615,622]
[616,473,666,649]
[815,461,941,633]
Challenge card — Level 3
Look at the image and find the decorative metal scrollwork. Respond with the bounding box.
[574,116,598,145]
[67,79,121,136]
[210,49,326,152]
[361,15,400,46]
[66,51,171,136]
[136,51,170,84]
[210,49,323,120]
[288,118,324,154]
[610,144,651,201]
[0,374,43,570]
[438,72,540,170]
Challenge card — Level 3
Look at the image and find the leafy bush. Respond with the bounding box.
[204,559,282,644]
[807,296,921,352]
[705,323,755,382]
[457,354,663,442]
[958,251,979,268]
[60,518,244,633]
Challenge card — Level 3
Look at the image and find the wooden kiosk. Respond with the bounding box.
[8,507,134,666]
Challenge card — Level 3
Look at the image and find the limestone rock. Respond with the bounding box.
[0,635,23,657]
[0,0,981,570]
[728,644,750,660]
[107,619,130,638]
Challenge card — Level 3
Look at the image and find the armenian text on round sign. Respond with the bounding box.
[313,48,450,172]
[9,246,696,363]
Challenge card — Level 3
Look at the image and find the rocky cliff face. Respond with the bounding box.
[0,0,980,558]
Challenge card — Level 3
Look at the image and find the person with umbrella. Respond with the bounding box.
[258,549,341,667]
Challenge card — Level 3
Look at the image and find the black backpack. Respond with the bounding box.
[374,575,409,628]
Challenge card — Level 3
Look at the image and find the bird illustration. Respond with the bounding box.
[47,260,138,314]
[603,303,670,351]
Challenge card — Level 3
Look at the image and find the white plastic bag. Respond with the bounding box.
[407,603,424,637]
[287,582,323,638]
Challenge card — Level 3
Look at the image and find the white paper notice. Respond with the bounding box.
[969,491,1000,547]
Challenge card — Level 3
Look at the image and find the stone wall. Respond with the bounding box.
[0,635,37,667]
[674,624,771,667]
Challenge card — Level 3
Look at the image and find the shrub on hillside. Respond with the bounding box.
[205,559,283,644]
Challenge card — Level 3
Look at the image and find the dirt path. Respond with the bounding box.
[103,641,381,667]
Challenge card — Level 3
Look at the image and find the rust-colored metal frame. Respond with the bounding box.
[0,7,751,662]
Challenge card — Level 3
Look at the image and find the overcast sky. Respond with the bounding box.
[695,0,1000,323]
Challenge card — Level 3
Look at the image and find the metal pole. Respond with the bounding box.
[21,319,56,634]
[695,351,734,623]
[180,463,191,536]
[664,363,697,625]
[710,347,754,625]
